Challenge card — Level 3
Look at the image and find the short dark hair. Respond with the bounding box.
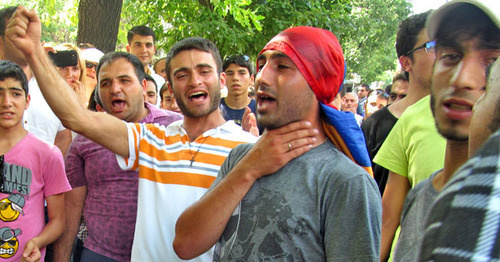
[384,84,392,95]
[434,4,500,52]
[0,60,28,97]
[144,73,157,93]
[165,37,222,84]
[127,25,156,43]
[396,11,431,79]
[96,52,146,84]
[223,55,254,75]
[93,85,103,108]
[359,83,371,92]
[0,6,17,36]
[392,71,408,83]
[396,11,431,59]
[159,82,171,102]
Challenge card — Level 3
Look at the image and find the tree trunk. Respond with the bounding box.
[77,0,123,53]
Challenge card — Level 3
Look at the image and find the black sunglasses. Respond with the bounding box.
[85,62,97,69]
[404,41,436,56]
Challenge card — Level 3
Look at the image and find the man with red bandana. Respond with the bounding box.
[174,26,381,261]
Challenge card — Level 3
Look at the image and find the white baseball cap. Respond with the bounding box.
[81,48,105,64]
[427,0,499,40]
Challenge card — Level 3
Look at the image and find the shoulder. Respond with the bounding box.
[406,172,437,202]
[301,141,372,182]
[216,121,258,143]
[25,132,60,155]
[20,133,64,167]
[146,103,183,124]
[399,95,431,120]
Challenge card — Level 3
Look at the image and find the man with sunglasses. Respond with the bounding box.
[0,60,71,261]
[362,11,439,195]
[365,11,448,260]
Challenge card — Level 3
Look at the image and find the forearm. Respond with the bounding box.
[54,129,72,159]
[26,44,88,132]
[379,172,410,261]
[174,166,258,259]
[53,188,86,262]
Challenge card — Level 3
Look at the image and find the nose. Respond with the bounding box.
[255,63,271,91]
[450,54,486,92]
[109,81,122,94]
[60,67,71,79]
[0,93,12,107]
[70,69,78,80]
[188,72,202,87]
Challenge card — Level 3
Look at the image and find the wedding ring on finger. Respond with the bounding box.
[288,142,292,152]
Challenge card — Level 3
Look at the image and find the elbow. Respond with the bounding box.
[173,236,197,260]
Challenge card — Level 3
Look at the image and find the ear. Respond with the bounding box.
[25,94,31,110]
[126,44,131,53]
[141,78,147,92]
[399,55,412,73]
[219,72,226,90]
[249,74,255,85]
[96,104,105,112]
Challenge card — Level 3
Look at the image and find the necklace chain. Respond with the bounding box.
[189,136,208,166]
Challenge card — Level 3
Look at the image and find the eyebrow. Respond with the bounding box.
[0,86,24,92]
[257,52,289,62]
[173,63,214,76]
[99,74,132,84]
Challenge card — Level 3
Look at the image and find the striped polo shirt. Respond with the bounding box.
[117,120,257,262]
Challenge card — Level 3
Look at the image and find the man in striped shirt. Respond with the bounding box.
[6,9,257,261]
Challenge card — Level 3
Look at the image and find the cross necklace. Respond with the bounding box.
[189,136,208,166]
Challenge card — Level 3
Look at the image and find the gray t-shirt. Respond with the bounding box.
[393,171,440,261]
[212,140,382,261]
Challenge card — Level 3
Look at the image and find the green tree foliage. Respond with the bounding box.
[122,0,411,83]
[1,0,411,83]
[0,0,79,44]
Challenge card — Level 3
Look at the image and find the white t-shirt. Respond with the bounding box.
[23,78,66,144]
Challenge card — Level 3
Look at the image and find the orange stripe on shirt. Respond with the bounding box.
[139,166,216,188]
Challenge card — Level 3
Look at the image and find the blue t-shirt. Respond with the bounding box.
[220,98,256,125]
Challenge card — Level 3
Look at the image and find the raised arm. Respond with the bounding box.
[173,121,318,259]
[5,6,129,158]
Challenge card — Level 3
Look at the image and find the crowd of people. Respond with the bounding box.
[0,0,498,261]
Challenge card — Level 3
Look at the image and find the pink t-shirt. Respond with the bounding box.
[0,132,71,261]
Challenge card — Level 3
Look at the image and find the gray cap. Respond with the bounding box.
[7,194,25,215]
[427,0,499,40]
[0,227,22,241]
